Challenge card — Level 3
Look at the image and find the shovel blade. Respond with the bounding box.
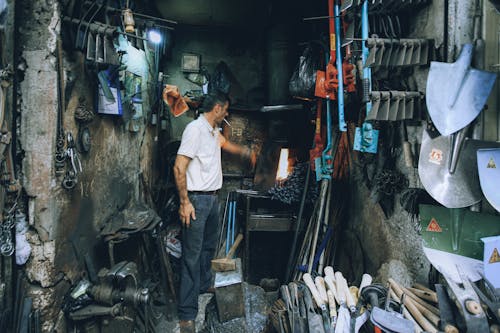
[418,130,500,208]
[426,44,497,136]
[477,148,500,212]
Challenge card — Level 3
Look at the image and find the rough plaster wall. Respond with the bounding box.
[18,0,157,328]
[17,3,67,329]
[166,25,265,106]
[335,2,449,286]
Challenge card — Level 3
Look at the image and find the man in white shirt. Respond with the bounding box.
[174,92,254,332]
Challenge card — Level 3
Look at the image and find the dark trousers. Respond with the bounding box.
[178,193,220,320]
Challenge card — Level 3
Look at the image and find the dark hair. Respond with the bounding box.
[200,91,230,113]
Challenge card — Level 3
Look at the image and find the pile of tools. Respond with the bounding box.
[271,267,500,332]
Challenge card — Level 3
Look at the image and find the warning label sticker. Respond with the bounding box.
[487,157,497,169]
[426,218,442,232]
[429,149,443,165]
[489,248,500,264]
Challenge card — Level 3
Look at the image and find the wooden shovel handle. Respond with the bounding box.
[226,233,243,259]
[303,273,324,308]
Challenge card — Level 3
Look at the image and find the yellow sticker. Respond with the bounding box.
[487,157,497,169]
[426,218,442,232]
[489,248,500,264]
[330,34,336,52]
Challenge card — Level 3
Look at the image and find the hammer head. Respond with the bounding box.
[211,258,236,272]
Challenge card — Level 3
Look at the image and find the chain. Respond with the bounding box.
[0,211,15,256]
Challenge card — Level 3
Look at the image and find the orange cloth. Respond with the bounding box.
[162,84,189,117]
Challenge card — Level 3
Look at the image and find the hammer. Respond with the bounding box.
[211,233,243,272]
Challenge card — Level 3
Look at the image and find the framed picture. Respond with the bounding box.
[181,53,201,73]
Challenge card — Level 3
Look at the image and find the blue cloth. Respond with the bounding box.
[178,193,220,320]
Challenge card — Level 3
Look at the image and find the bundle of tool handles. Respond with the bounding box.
[271,267,500,333]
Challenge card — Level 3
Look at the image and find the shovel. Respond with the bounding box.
[426,43,496,136]
[418,128,500,208]
[419,204,500,284]
[477,148,500,212]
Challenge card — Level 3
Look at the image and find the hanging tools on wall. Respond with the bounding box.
[353,0,379,154]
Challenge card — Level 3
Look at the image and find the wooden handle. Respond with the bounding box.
[403,141,414,167]
[407,287,438,303]
[327,290,337,318]
[390,288,424,333]
[335,272,355,310]
[324,275,339,304]
[303,273,324,308]
[315,276,329,304]
[389,278,438,333]
[358,273,373,297]
[402,287,440,316]
[413,283,434,294]
[324,266,335,279]
[226,234,243,259]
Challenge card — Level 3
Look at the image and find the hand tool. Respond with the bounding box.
[327,290,338,331]
[470,276,500,324]
[426,43,496,137]
[211,234,243,272]
[477,148,500,212]
[290,282,308,333]
[303,282,326,333]
[353,0,379,154]
[434,284,459,333]
[370,288,414,333]
[333,0,347,132]
[303,273,331,332]
[389,278,437,333]
[406,287,437,304]
[358,273,373,297]
[316,276,329,305]
[333,272,351,333]
[442,267,490,332]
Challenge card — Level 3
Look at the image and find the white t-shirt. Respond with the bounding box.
[177,115,225,191]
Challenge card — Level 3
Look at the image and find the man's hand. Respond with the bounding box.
[179,201,196,227]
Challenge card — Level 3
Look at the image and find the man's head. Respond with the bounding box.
[201,91,229,125]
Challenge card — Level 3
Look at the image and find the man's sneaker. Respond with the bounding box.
[179,320,195,333]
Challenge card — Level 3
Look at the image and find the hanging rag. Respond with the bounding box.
[162,84,189,117]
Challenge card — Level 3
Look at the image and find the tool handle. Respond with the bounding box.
[225,233,243,259]
[403,141,414,168]
[389,278,438,333]
[324,275,339,304]
[335,272,355,310]
[407,287,438,303]
[327,290,337,318]
[358,273,373,297]
[324,266,335,278]
[303,273,324,308]
[315,276,329,305]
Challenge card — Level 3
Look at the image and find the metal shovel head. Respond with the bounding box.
[477,148,500,212]
[426,43,497,136]
[419,129,500,208]
[370,307,413,333]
